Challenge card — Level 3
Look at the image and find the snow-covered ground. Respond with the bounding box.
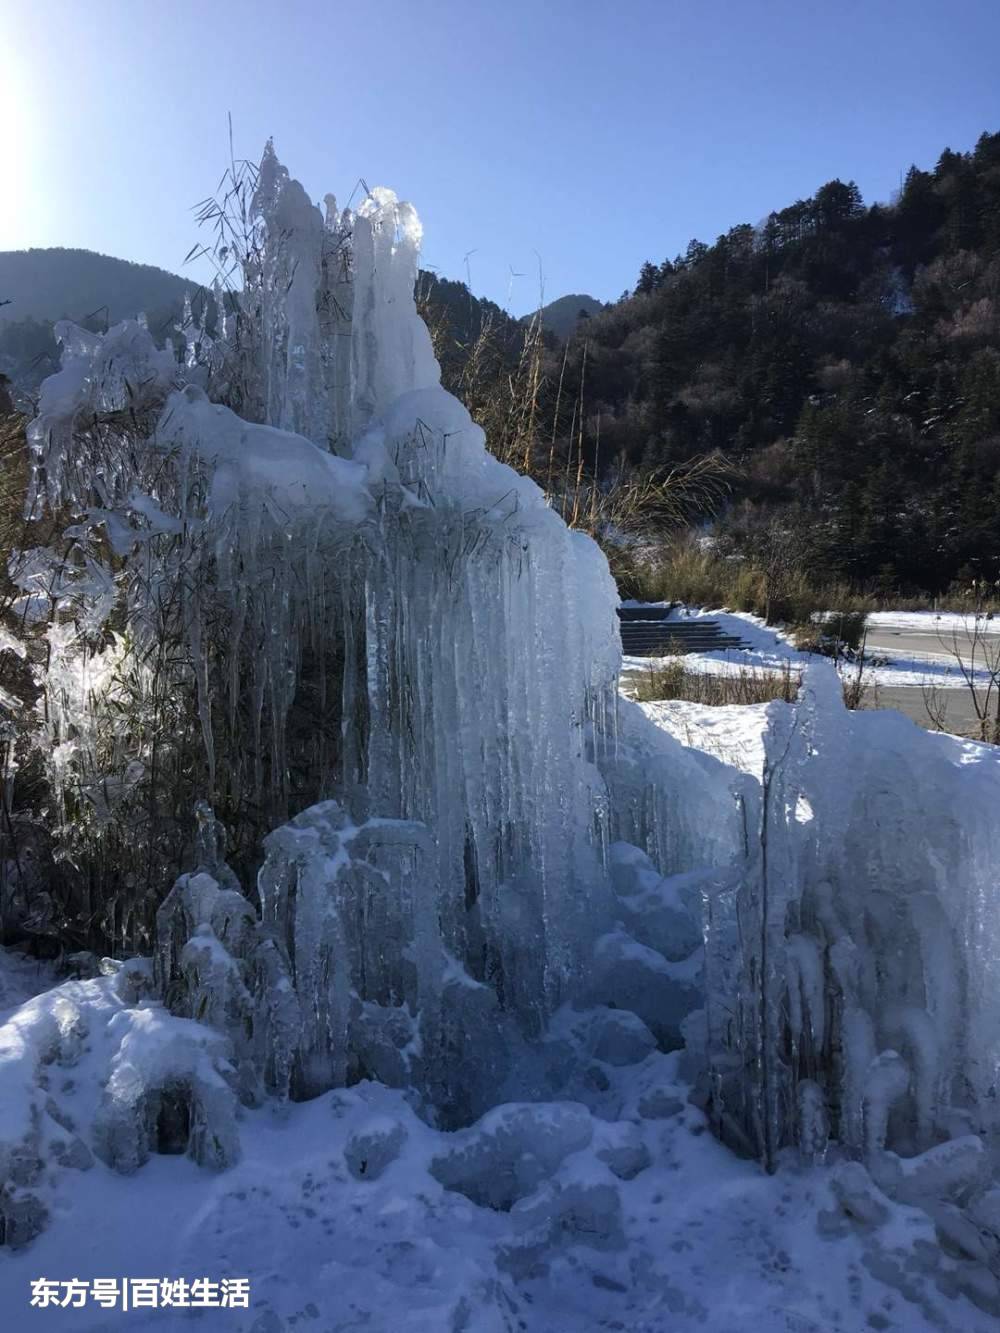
[622,605,999,693]
[866,610,1000,636]
[637,698,777,776]
[0,959,994,1333]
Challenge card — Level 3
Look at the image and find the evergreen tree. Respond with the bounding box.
[635,261,659,295]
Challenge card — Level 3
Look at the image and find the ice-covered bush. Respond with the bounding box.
[14,147,624,998]
[154,797,706,1125]
[702,667,1000,1194]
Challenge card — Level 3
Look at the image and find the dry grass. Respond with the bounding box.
[791,610,869,656]
[0,411,30,560]
[630,660,801,706]
[632,535,873,629]
[629,654,877,712]
[871,587,1000,615]
[418,295,733,546]
[841,660,879,712]
[570,452,734,545]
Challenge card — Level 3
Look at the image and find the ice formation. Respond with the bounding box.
[700,669,1000,1186]
[13,144,711,1133]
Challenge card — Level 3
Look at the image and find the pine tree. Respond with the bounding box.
[635,261,659,296]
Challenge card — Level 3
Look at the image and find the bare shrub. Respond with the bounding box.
[933,596,1000,744]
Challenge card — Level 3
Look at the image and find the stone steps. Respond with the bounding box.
[617,606,750,657]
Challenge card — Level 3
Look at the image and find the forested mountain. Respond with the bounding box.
[542,130,1000,596]
[0,247,197,326]
[0,248,201,388]
[527,293,604,339]
[415,271,523,377]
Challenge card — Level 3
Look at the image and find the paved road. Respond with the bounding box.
[864,624,1000,666]
[869,685,983,736]
[863,620,999,738]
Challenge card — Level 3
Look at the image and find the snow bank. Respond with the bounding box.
[868,610,1000,636]
[622,602,999,691]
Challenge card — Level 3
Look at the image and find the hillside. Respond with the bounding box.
[527,292,604,339]
[537,130,1000,597]
[0,248,203,390]
[0,247,198,326]
[416,270,524,379]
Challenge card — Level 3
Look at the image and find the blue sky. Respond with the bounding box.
[3,0,999,315]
